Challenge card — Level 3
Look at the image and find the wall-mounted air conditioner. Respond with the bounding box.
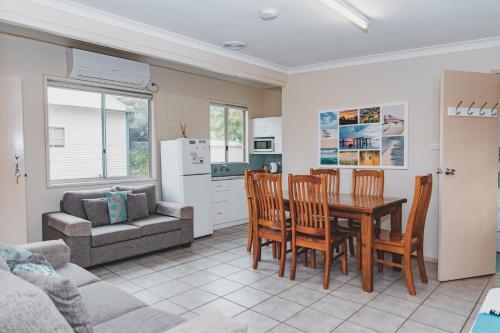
[67,49,150,89]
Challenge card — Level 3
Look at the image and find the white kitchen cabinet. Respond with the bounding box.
[212,177,248,229]
[251,117,282,154]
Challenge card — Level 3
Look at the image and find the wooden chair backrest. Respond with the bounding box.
[244,169,266,221]
[251,173,287,231]
[288,174,330,238]
[352,169,384,196]
[310,168,340,194]
[404,174,433,245]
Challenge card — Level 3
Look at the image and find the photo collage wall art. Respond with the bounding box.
[319,102,408,169]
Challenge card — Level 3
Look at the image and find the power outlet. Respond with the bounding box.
[430,143,440,151]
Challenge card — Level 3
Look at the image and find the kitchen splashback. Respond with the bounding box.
[212,154,282,177]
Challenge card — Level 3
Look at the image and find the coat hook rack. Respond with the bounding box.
[448,101,497,118]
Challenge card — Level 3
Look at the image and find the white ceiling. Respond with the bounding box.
[67,0,500,68]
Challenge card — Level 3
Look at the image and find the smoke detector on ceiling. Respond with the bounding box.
[223,41,247,50]
[260,8,278,20]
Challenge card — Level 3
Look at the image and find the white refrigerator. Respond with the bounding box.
[160,139,213,238]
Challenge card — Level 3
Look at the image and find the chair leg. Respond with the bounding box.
[277,242,282,260]
[375,217,381,231]
[403,253,416,295]
[311,250,316,268]
[278,239,287,277]
[246,220,253,252]
[323,248,332,289]
[356,235,362,271]
[290,244,297,281]
[376,250,384,272]
[272,242,277,259]
[348,236,355,256]
[417,246,428,283]
[340,241,348,276]
[253,236,261,270]
[302,249,308,267]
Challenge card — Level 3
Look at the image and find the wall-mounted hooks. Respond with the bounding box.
[467,101,476,115]
[455,101,463,115]
[492,102,498,117]
[479,102,488,115]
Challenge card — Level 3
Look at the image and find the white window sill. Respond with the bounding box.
[47,177,159,189]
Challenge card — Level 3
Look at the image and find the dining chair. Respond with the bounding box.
[250,173,291,277]
[374,174,432,295]
[244,169,269,253]
[337,169,385,271]
[288,174,348,289]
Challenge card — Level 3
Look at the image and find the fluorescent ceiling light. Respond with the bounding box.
[318,0,369,32]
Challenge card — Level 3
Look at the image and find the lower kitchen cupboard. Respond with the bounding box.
[212,177,248,229]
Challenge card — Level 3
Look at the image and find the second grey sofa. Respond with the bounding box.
[42,184,193,268]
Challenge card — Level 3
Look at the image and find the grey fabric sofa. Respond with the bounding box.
[42,185,194,268]
[0,240,247,333]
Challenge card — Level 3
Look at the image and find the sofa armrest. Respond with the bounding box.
[45,212,92,237]
[19,239,70,269]
[157,201,193,220]
[165,311,247,333]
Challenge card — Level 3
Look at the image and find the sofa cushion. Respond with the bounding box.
[106,192,129,224]
[56,263,100,288]
[63,188,111,219]
[20,239,71,269]
[127,193,149,222]
[0,255,8,271]
[0,270,74,333]
[91,224,141,247]
[0,243,32,269]
[82,198,110,227]
[114,184,156,214]
[78,281,145,325]
[93,307,185,333]
[15,265,93,333]
[127,214,183,237]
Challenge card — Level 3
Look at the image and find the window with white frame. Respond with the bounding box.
[46,80,152,183]
[210,103,247,163]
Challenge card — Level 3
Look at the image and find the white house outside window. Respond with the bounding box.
[210,103,247,164]
[46,81,152,183]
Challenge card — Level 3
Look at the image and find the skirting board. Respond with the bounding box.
[213,219,247,230]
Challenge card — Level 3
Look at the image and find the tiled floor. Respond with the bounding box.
[89,224,499,333]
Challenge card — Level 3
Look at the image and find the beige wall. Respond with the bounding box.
[283,46,500,260]
[0,33,281,242]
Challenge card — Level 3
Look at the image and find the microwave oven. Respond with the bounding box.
[253,137,275,153]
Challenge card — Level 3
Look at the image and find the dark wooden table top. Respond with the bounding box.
[283,193,407,214]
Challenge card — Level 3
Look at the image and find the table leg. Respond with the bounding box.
[391,205,403,271]
[361,213,374,292]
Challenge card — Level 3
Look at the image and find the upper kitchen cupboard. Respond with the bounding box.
[251,116,282,154]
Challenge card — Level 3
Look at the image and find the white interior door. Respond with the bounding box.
[0,76,27,244]
[438,71,500,281]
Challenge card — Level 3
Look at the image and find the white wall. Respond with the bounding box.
[282,46,500,261]
[0,33,281,242]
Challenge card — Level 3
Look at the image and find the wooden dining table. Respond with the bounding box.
[283,193,407,292]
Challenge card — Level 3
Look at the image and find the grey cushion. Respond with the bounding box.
[0,270,74,333]
[127,214,183,237]
[157,201,193,220]
[21,239,71,269]
[62,188,111,219]
[0,256,8,271]
[47,212,92,237]
[78,281,145,325]
[82,198,110,227]
[91,224,142,247]
[114,184,156,214]
[16,268,94,333]
[56,263,100,288]
[126,193,149,222]
[93,307,185,333]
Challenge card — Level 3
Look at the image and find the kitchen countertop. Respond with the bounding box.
[211,175,244,181]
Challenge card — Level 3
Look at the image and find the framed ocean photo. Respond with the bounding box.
[318,102,408,169]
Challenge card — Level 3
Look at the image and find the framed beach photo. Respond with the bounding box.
[318,102,408,169]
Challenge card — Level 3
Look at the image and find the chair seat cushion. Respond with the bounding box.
[78,281,145,325]
[127,214,182,237]
[93,307,185,333]
[91,224,141,247]
[56,263,100,288]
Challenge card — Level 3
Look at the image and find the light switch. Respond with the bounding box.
[430,143,440,151]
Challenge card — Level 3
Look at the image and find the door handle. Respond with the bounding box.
[14,154,21,184]
[444,168,456,176]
